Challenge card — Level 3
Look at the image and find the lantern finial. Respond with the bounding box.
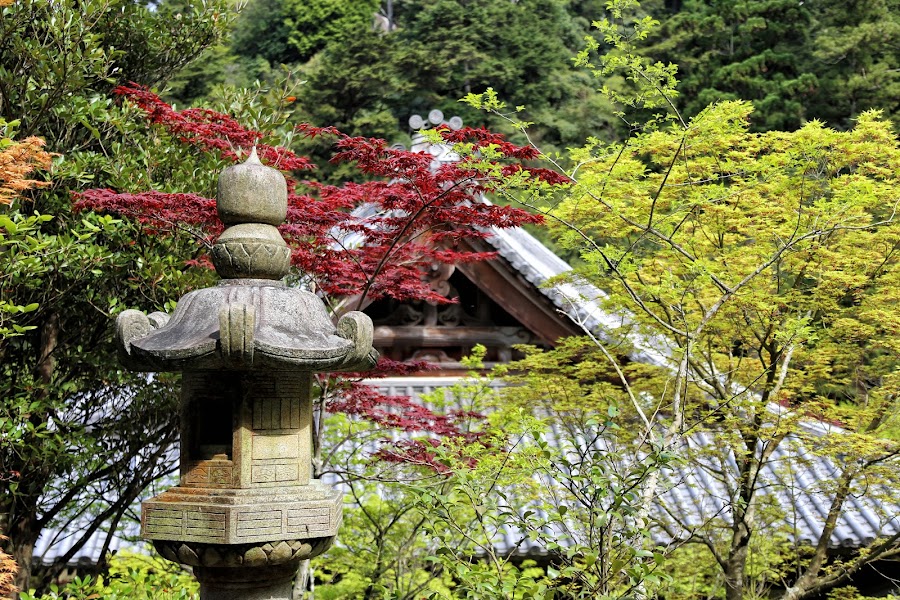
[211,150,291,280]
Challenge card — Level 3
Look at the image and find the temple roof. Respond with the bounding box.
[477,223,668,367]
[35,376,900,566]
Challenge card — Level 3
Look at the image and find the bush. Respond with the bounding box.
[20,552,198,600]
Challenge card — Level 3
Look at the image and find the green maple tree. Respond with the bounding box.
[465,2,900,596]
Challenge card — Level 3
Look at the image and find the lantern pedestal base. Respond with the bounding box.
[142,481,342,545]
[151,536,334,570]
[144,481,341,599]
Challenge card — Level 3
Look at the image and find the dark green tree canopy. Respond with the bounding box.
[390,0,578,112]
[231,0,380,65]
[183,0,618,164]
[649,0,900,130]
[649,0,816,131]
[806,0,900,129]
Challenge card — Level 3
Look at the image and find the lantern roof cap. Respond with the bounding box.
[115,152,376,372]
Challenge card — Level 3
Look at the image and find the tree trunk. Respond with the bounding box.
[7,520,37,597]
[781,474,855,600]
[724,487,754,600]
[2,313,60,596]
[35,312,58,387]
[724,540,748,600]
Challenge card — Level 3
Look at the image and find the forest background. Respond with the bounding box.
[2,0,900,599]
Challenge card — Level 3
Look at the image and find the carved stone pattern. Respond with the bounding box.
[251,462,298,484]
[116,309,151,354]
[183,463,234,488]
[144,486,342,544]
[236,509,282,539]
[252,465,275,483]
[153,537,335,568]
[145,507,227,544]
[285,506,332,536]
[183,465,208,485]
[219,303,255,366]
[211,466,232,485]
[252,379,302,430]
[211,241,291,279]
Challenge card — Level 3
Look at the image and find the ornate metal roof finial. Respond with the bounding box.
[408,111,464,168]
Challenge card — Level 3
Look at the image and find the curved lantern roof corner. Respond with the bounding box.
[115,147,378,373]
[116,286,376,372]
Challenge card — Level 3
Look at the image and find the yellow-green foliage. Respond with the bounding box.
[20,552,197,600]
[664,535,813,600]
[825,586,884,600]
[558,101,900,438]
[314,496,455,600]
[544,100,900,600]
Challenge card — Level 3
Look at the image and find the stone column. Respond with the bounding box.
[194,563,299,600]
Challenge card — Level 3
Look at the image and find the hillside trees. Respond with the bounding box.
[0,0,226,140]
[805,0,900,130]
[232,0,380,66]
[170,0,900,158]
[171,0,620,171]
[649,0,816,131]
[384,0,577,118]
[649,0,900,130]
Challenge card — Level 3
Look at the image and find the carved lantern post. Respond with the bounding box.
[115,150,376,599]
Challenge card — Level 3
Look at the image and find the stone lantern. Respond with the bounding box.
[115,149,376,599]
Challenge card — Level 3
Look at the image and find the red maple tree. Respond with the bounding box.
[75,83,564,468]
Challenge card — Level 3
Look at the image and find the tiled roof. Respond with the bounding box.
[482,224,670,367]
[33,513,144,567]
[367,377,900,555]
[659,430,900,549]
[33,386,900,565]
